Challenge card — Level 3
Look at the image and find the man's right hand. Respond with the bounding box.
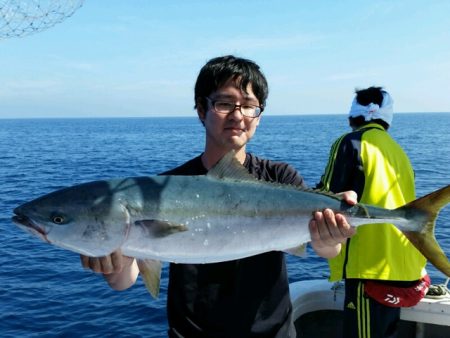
[80,251,139,290]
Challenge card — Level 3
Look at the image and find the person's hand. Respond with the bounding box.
[309,190,357,258]
[80,250,139,290]
[80,250,132,274]
[341,190,358,204]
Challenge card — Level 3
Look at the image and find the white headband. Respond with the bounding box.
[348,92,394,126]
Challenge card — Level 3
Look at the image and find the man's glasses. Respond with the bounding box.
[206,97,263,118]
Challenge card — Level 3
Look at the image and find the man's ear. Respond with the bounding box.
[196,99,206,122]
[255,114,261,126]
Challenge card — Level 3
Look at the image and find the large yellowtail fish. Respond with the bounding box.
[12,152,450,298]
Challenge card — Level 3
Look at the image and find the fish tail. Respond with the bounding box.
[400,185,450,277]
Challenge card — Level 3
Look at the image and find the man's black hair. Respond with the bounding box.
[194,55,269,113]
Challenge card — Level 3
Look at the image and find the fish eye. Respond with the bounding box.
[51,215,65,224]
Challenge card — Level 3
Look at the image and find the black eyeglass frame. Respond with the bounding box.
[205,97,264,118]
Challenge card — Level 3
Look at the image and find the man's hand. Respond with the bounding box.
[81,250,139,290]
[309,191,357,258]
[80,250,129,274]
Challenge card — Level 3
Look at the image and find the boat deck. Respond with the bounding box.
[290,279,450,338]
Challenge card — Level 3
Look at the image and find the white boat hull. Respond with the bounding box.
[290,279,450,338]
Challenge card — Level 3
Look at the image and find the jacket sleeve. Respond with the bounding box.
[317,133,365,199]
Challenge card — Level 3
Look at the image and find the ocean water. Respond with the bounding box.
[0,113,449,337]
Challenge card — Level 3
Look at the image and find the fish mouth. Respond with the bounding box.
[12,213,48,240]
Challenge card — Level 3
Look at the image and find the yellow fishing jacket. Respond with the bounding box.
[318,123,426,281]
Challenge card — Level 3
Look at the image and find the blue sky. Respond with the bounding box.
[1,0,450,118]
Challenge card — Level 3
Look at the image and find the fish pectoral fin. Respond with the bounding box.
[137,259,162,299]
[135,220,188,238]
[284,243,307,257]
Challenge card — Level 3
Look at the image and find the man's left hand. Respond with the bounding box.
[309,190,357,258]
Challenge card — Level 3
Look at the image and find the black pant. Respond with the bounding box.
[343,279,400,338]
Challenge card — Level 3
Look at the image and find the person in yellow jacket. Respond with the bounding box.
[318,86,428,338]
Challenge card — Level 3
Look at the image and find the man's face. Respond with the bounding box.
[198,78,261,152]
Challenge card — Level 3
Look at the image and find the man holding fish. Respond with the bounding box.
[81,55,357,337]
[13,55,450,337]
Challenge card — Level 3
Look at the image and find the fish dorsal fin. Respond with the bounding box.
[308,188,345,201]
[207,151,256,182]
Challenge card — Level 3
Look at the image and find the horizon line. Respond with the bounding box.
[1,111,449,120]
